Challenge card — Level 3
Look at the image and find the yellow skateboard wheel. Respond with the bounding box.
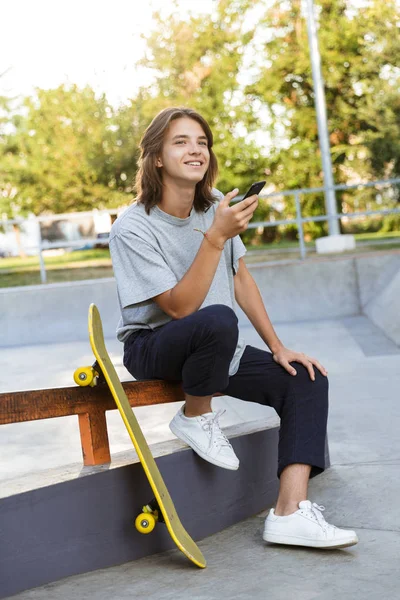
[135,512,157,534]
[73,366,96,387]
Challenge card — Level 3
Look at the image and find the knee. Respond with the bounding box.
[314,368,329,395]
[201,304,238,327]
[200,304,239,342]
[293,361,328,384]
[290,362,329,400]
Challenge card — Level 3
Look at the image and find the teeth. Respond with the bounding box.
[186,162,201,166]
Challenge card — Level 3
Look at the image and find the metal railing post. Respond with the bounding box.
[304,0,339,235]
[294,192,307,259]
[36,218,47,284]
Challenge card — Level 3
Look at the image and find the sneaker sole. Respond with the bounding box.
[169,421,239,471]
[263,531,358,549]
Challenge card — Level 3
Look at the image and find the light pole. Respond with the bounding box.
[304,0,340,236]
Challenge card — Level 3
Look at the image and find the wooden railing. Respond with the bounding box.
[0,380,189,466]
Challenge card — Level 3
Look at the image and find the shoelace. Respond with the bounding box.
[200,409,232,451]
[308,503,336,534]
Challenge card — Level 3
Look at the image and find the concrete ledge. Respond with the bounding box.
[0,417,280,499]
[0,421,279,598]
[0,415,331,598]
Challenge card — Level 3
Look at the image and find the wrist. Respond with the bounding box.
[269,339,284,354]
[207,227,227,248]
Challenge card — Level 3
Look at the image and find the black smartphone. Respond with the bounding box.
[242,180,266,201]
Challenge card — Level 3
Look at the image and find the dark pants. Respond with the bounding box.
[123,304,328,479]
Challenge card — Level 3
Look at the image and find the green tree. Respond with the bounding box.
[2,0,400,243]
[1,84,140,217]
[244,0,400,236]
[131,0,277,244]
[0,68,17,219]
[136,0,268,194]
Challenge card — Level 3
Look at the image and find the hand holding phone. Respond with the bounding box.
[209,181,266,244]
[241,180,266,201]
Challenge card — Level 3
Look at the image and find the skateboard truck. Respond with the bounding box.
[73,360,106,387]
[135,498,165,534]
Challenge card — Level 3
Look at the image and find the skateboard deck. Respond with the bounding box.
[85,303,206,568]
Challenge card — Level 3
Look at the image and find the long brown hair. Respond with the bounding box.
[134,107,219,215]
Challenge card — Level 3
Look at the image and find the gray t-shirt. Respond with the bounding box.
[109,188,247,376]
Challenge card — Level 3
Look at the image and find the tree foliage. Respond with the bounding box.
[0,84,144,216]
[0,0,399,240]
[244,0,400,234]
[134,0,267,193]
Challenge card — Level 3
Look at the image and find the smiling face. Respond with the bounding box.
[156,117,210,186]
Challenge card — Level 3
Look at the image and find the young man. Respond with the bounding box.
[109,107,358,549]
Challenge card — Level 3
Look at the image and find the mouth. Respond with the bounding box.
[184,161,204,168]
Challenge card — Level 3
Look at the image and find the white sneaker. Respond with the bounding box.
[169,407,239,470]
[263,500,359,549]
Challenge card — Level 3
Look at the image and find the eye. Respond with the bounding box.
[174,140,208,145]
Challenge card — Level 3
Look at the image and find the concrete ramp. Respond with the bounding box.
[363,266,400,346]
[355,252,400,308]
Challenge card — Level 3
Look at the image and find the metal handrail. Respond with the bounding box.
[1,177,399,283]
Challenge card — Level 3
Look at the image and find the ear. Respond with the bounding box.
[156,158,163,168]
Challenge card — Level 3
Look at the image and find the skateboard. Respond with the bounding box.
[73,303,206,569]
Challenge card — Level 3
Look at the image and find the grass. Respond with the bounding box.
[245,231,400,251]
[0,248,111,271]
[0,249,112,288]
[0,234,399,289]
[0,266,114,288]
[353,231,400,241]
[244,232,400,262]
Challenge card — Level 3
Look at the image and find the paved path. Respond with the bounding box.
[1,314,400,599]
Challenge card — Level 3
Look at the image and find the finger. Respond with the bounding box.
[240,213,257,231]
[243,196,259,214]
[299,357,315,381]
[308,357,328,377]
[223,188,239,204]
[238,197,259,218]
[281,359,297,376]
[232,193,258,213]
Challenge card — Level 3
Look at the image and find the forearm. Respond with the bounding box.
[235,272,283,353]
[170,227,225,318]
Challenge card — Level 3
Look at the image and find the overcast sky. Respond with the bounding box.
[1,0,216,106]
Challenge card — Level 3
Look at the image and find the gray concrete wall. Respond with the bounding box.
[0,427,281,598]
[363,268,400,346]
[0,278,120,346]
[1,252,399,347]
[355,252,400,309]
[244,256,361,323]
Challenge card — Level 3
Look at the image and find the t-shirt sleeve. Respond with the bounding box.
[231,234,247,275]
[110,230,178,308]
